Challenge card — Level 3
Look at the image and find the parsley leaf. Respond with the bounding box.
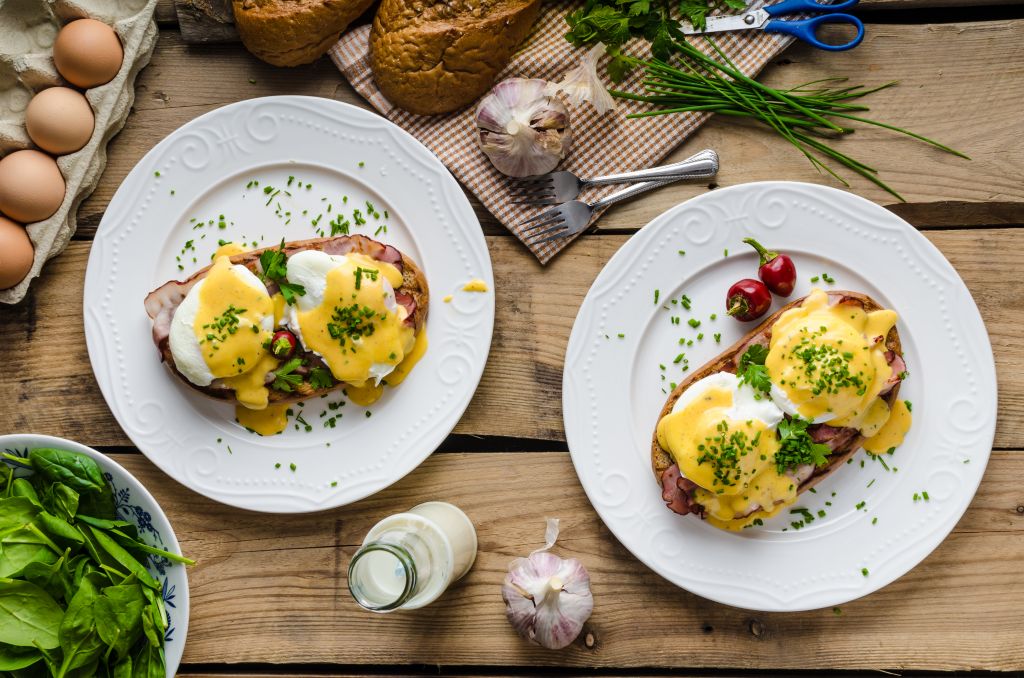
[258,240,306,305]
[271,358,304,392]
[737,344,772,394]
[774,417,832,473]
[310,367,334,390]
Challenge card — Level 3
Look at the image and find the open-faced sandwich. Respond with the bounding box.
[144,235,428,435]
[653,289,912,530]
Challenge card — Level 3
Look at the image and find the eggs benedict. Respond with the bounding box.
[653,289,911,531]
[145,235,429,435]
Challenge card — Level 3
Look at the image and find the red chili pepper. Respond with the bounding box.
[726,278,772,322]
[743,237,796,297]
[271,330,298,359]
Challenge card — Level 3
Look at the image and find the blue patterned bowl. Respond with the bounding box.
[0,433,189,676]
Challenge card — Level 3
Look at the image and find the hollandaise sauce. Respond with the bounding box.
[194,257,274,383]
[767,289,896,431]
[294,254,415,397]
[656,383,794,530]
[863,399,913,455]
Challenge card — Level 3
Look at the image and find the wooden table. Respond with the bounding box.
[2,0,1022,674]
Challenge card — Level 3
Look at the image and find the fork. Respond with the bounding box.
[512,149,719,205]
[520,177,680,245]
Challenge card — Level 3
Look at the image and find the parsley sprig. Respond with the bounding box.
[259,240,306,305]
[774,417,832,473]
[737,344,771,395]
[271,358,304,392]
[310,367,334,390]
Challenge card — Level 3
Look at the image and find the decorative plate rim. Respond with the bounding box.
[562,181,997,611]
[83,96,495,513]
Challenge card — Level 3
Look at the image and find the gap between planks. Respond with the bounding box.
[72,20,1024,238]
[1,229,1020,448]
[107,451,1023,669]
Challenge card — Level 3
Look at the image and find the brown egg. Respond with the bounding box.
[26,87,95,155]
[0,216,34,290]
[0,150,66,223]
[53,19,124,88]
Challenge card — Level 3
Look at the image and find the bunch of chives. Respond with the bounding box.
[610,38,968,200]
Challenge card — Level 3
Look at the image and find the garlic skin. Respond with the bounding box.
[475,78,572,178]
[502,519,594,650]
[547,43,617,115]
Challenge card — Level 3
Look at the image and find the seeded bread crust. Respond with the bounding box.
[652,291,903,496]
[369,0,541,115]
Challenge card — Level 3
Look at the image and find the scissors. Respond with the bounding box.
[680,0,865,52]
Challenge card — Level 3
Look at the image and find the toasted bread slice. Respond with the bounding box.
[652,291,903,509]
[144,235,428,406]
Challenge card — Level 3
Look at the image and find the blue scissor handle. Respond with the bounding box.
[764,13,864,51]
[764,0,859,16]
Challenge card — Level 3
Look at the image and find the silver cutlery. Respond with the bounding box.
[511,149,719,205]
[520,177,680,245]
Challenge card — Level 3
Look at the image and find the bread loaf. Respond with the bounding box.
[232,0,375,67]
[369,0,541,115]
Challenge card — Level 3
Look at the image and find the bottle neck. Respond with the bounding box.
[347,541,418,612]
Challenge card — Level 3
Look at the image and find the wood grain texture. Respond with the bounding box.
[108,451,1023,669]
[1,229,1019,448]
[73,22,1024,239]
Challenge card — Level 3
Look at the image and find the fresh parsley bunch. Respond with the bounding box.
[565,0,745,80]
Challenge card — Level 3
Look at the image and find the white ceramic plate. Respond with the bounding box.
[563,181,997,611]
[0,434,189,676]
[84,96,494,513]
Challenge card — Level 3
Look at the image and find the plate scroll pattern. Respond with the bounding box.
[84,97,494,513]
[563,182,996,611]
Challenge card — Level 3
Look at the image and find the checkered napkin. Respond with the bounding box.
[329,2,794,263]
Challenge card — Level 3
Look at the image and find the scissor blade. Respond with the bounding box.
[680,10,768,34]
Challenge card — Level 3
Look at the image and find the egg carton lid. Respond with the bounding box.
[0,0,160,304]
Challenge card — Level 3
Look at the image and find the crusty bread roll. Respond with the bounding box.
[369,0,541,115]
[232,0,375,67]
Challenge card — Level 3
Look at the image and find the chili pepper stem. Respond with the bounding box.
[727,299,748,317]
[742,237,777,266]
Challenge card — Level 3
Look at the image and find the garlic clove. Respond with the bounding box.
[547,43,617,115]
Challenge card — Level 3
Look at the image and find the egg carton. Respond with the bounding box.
[0,0,159,304]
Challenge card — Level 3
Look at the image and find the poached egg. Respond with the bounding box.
[168,256,278,409]
[284,250,415,393]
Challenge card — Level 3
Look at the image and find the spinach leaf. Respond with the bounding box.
[57,577,105,674]
[41,484,79,523]
[0,497,41,531]
[131,639,164,678]
[86,528,159,590]
[10,479,41,507]
[76,483,117,523]
[0,578,63,649]
[20,552,73,603]
[112,655,132,678]
[27,450,105,495]
[0,535,58,579]
[34,512,84,552]
[94,583,145,662]
[0,642,43,670]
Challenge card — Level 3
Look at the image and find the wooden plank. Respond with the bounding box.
[109,451,1023,669]
[75,22,1024,238]
[0,229,1020,448]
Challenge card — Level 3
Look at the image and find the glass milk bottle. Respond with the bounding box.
[347,501,477,612]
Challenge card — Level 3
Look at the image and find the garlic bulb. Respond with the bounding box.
[475,79,572,178]
[547,43,617,115]
[502,519,593,650]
